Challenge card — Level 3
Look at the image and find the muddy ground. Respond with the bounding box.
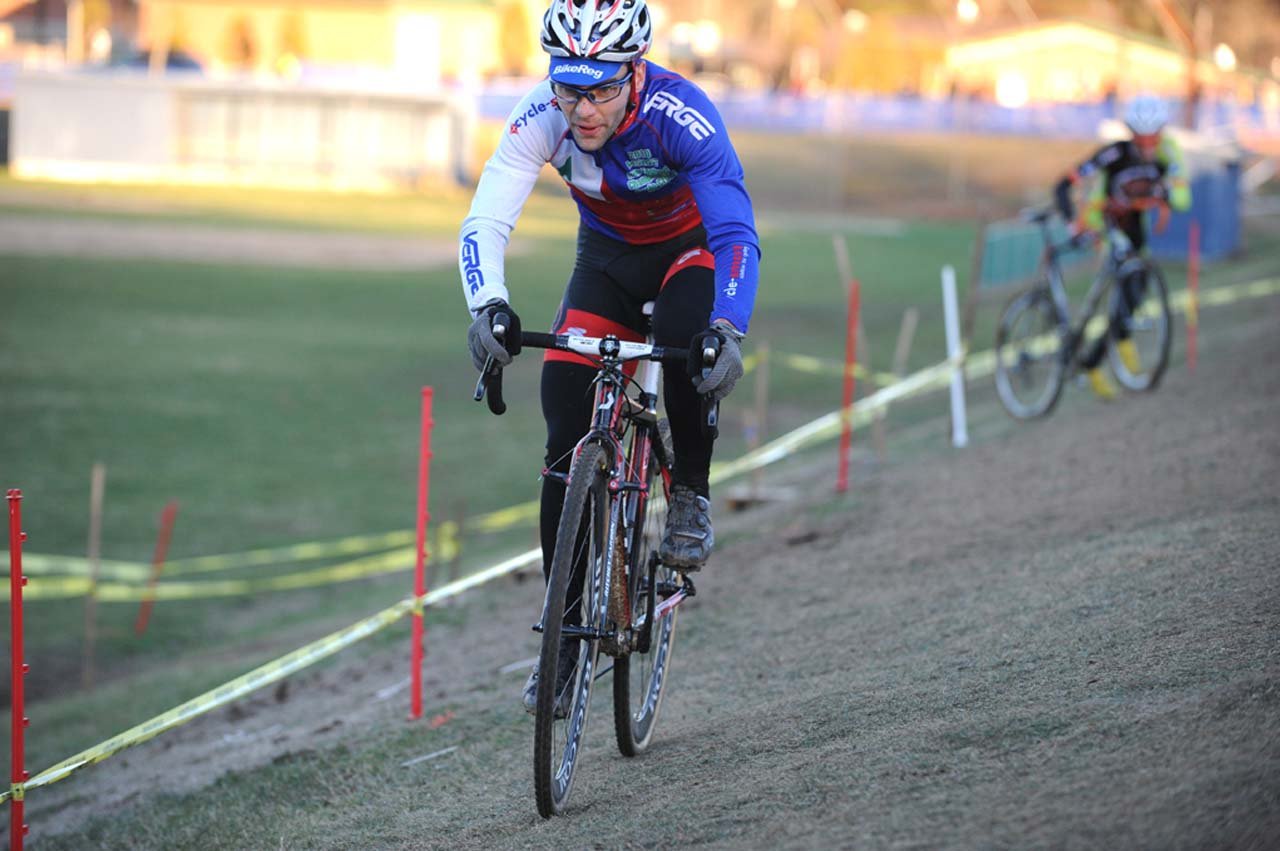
[21,274,1280,848]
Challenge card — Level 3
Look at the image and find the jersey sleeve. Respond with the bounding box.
[1062,142,1122,228]
[657,83,761,335]
[1074,141,1124,180]
[458,85,560,316]
[1158,135,1193,212]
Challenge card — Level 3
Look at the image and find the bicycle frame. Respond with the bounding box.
[523,332,692,655]
[478,323,710,817]
[1032,216,1137,372]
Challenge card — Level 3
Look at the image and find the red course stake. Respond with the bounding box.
[134,500,179,636]
[8,490,30,850]
[410,387,435,720]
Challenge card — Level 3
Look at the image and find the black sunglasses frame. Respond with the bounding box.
[550,68,635,106]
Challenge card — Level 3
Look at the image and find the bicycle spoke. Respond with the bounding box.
[1109,262,1171,392]
[995,288,1067,419]
[613,419,678,757]
[534,443,609,818]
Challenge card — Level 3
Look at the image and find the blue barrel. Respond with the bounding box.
[1150,160,1241,262]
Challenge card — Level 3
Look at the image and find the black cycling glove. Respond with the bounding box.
[467,301,522,372]
[689,321,745,402]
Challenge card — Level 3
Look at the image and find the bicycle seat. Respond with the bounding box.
[1020,207,1052,224]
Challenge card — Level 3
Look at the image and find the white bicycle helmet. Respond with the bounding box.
[541,0,652,62]
[1124,94,1170,136]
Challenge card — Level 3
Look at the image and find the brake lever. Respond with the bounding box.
[700,337,721,440]
[472,318,509,415]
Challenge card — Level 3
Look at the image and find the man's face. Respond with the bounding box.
[553,64,640,152]
[1133,132,1161,162]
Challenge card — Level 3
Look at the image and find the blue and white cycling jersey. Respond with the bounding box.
[460,61,761,334]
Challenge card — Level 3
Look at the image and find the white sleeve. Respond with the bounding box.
[459,84,563,316]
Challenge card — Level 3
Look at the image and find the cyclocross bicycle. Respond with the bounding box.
[994,198,1173,420]
[475,305,718,818]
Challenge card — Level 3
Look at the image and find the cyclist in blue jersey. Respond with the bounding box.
[1053,94,1191,399]
[457,0,761,713]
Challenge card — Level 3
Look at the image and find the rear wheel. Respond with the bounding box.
[613,420,679,757]
[995,286,1067,419]
[1108,260,1171,392]
[534,443,609,819]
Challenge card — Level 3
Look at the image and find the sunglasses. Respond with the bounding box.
[551,69,634,106]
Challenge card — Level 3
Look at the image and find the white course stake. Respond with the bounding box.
[941,265,969,448]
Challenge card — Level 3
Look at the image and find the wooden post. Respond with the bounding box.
[82,463,105,689]
[859,315,887,462]
[892,308,919,379]
[833,233,884,461]
[831,233,853,291]
[837,280,861,493]
[751,342,770,500]
[959,218,990,377]
[446,500,465,591]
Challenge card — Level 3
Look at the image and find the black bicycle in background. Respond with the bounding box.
[475,305,718,818]
[994,198,1173,420]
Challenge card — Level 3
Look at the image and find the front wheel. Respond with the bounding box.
[1107,260,1171,392]
[534,442,609,819]
[613,420,679,757]
[994,286,1068,420]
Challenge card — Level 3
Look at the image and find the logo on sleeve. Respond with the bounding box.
[510,99,555,135]
[724,245,752,298]
[461,231,484,295]
[641,91,716,141]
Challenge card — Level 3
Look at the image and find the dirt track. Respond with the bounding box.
[28,290,1280,848]
[0,213,460,271]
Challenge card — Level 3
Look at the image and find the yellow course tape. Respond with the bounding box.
[3,513,525,586]
[713,276,1280,481]
[5,277,1274,603]
[770,352,900,386]
[710,355,962,484]
[162,530,416,575]
[4,275,1275,805]
[1,534,416,583]
[741,349,897,385]
[12,597,417,797]
[4,547,543,801]
[13,555,152,582]
[0,547,420,602]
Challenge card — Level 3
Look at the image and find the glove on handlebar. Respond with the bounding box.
[690,321,745,402]
[467,300,522,372]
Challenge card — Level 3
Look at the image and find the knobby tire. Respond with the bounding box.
[995,286,1067,420]
[613,420,678,757]
[1108,261,1172,392]
[534,442,609,818]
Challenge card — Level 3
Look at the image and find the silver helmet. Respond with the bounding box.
[1125,94,1170,136]
[541,0,652,62]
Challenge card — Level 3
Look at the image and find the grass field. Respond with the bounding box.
[0,129,1276,843]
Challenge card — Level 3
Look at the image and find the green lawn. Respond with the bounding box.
[1,148,1272,793]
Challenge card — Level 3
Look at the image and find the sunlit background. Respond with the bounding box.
[1,0,1277,192]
